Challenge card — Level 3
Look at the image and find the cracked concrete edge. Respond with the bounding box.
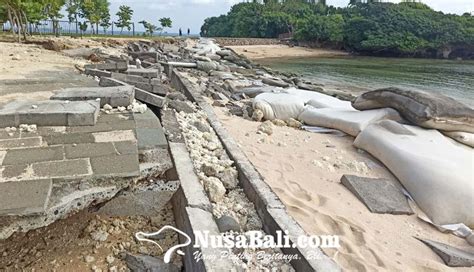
[169,142,240,271]
[170,69,341,271]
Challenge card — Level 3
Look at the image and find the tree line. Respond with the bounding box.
[0,0,172,41]
[200,1,474,58]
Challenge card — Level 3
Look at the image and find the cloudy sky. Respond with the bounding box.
[107,0,473,33]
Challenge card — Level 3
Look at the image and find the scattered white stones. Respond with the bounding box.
[103,104,113,110]
[127,100,147,113]
[90,230,109,242]
[286,118,302,128]
[204,176,226,203]
[19,124,37,133]
[257,120,274,135]
[11,54,21,60]
[84,255,95,263]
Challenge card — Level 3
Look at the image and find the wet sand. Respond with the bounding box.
[227,44,347,60]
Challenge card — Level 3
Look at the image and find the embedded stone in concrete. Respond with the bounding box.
[0,100,100,127]
[123,253,180,272]
[127,68,159,79]
[2,146,64,165]
[341,175,413,215]
[84,68,112,78]
[32,158,92,179]
[0,179,52,216]
[51,86,134,107]
[90,154,140,178]
[0,136,42,150]
[135,88,165,108]
[419,239,474,267]
[64,142,117,159]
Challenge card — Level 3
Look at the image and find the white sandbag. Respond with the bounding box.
[253,93,306,121]
[299,107,402,137]
[443,131,474,148]
[284,88,354,110]
[354,120,474,226]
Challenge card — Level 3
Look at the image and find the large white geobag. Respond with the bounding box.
[354,120,474,226]
[253,93,306,120]
[284,88,354,110]
[299,107,402,136]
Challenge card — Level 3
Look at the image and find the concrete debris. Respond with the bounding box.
[216,215,241,233]
[123,253,180,272]
[419,239,474,267]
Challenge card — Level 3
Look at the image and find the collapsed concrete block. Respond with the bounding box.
[135,88,165,108]
[99,77,127,87]
[0,100,100,127]
[127,68,160,79]
[51,86,134,107]
[0,179,52,216]
[84,68,112,78]
[84,61,128,72]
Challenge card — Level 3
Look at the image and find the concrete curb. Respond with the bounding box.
[170,69,341,272]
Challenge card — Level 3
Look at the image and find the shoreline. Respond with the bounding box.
[227,44,348,60]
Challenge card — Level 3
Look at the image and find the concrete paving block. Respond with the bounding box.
[0,100,100,127]
[93,130,136,143]
[51,86,134,107]
[113,141,138,155]
[2,146,64,165]
[419,239,474,267]
[90,154,139,178]
[341,175,413,215]
[84,68,112,78]
[136,128,168,150]
[150,82,173,96]
[64,142,117,159]
[133,110,162,129]
[135,88,165,108]
[32,158,92,179]
[0,137,42,150]
[43,132,95,145]
[127,68,159,79]
[0,179,52,216]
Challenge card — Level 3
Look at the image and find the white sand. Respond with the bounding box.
[213,106,471,271]
[227,44,347,59]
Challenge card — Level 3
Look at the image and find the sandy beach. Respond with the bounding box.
[227,44,347,60]
[211,105,471,271]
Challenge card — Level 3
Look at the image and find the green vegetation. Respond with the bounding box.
[158,17,172,34]
[115,5,133,34]
[201,1,474,58]
[139,20,157,36]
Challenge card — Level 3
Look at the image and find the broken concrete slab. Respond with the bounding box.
[0,179,52,216]
[127,68,160,79]
[341,175,413,215]
[51,86,134,107]
[0,100,100,127]
[84,68,112,78]
[135,88,165,108]
[419,239,474,267]
[99,77,127,88]
[98,180,179,216]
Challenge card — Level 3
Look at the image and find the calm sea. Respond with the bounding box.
[258,56,474,107]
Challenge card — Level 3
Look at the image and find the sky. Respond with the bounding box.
[107,0,474,33]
